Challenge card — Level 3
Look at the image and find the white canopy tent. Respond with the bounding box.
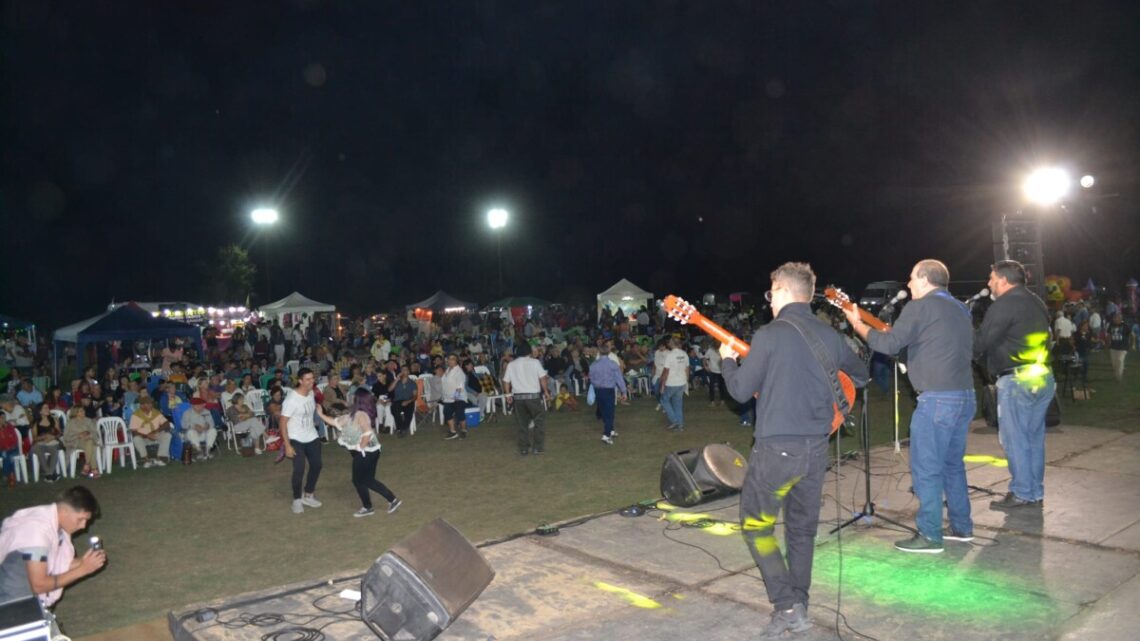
[597,278,654,319]
[257,292,336,329]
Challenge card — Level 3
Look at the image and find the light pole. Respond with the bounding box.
[487,207,509,296]
[251,207,279,303]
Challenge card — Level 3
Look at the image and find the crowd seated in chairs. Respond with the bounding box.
[3,299,736,484]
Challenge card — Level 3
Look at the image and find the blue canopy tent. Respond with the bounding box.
[52,303,203,381]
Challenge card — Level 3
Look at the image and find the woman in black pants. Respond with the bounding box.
[321,390,402,518]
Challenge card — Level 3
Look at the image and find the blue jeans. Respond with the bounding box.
[661,385,685,427]
[996,373,1056,501]
[595,387,616,436]
[909,390,976,542]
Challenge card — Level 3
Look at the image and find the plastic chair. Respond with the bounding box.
[31,452,69,482]
[96,417,136,473]
[11,452,30,484]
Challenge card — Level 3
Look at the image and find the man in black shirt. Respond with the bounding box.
[722,262,868,640]
[845,259,976,554]
[974,260,1054,510]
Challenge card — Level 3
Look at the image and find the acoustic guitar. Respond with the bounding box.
[661,294,855,433]
[821,286,890,331]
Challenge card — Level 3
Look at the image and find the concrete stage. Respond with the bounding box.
[168,422,1140,641]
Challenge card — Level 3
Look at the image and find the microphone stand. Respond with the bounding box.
[830,385,916,536]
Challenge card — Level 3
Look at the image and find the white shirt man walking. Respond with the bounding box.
[281,368,323,514]
[658,337,690,431]
[502,344,550,455]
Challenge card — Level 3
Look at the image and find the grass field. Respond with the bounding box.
[1,351,1135,637]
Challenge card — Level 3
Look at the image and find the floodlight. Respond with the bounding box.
[251,207,279,225]
[1022,167,1071,206]
[1080,175,1095,189]
[487,208,509,229]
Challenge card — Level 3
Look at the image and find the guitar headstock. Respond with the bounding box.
[661,295,697,325]
[823,286,852,311]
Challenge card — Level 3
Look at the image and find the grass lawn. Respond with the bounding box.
[1,350,1135,637]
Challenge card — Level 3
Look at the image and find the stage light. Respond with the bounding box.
[251,207,279,225]
[1022,167,1070,206]
[1080,174,1095,189]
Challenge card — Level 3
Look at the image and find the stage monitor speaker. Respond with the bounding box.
[361,518,495,641]
[692,443,747,490]
[660,444,746,507]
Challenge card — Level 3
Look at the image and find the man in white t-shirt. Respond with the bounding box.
[280,368,323,514]
[502,344,550,455]
[658,337,690,431]
[702,341,725,406]
[441,355,468,440]
[1053,310,1075,353]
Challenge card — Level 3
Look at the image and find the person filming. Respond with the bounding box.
[0,486,106,634]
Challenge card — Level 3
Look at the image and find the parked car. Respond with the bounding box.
[859,281,906,317]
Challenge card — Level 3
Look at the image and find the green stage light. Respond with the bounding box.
[813,538,1057,624]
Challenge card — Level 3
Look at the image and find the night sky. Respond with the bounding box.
[3,1,1138,328]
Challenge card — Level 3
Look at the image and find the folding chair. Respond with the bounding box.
[97,417,137,473]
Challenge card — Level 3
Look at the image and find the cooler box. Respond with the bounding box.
[464,407,481,427]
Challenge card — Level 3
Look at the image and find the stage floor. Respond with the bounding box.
[167,422,1140,641]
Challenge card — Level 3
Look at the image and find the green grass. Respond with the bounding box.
[2,350,1135,637]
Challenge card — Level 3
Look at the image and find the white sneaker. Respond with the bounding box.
[291,499,304,514]
[152,458,166,467]
[254,448,263,455]
[387,499,403,514]
[301,495,323,508]
[601,435,614,445]
[611,431,619,437]
[354,508,375,518]
[143,460,154,469]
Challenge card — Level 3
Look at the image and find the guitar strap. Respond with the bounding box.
[776,316,851,415]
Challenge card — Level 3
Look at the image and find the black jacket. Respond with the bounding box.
[974,286,1051,376]
[722,303,869,439]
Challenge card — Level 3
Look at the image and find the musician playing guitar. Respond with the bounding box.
[719,262,868,639]
[841,259,977,555]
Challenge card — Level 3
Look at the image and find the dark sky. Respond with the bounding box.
[3,1,1138,328]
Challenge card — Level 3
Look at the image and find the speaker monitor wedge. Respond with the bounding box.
[361,518,495,641]
[660,443,747,507]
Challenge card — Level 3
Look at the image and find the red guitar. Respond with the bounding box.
[822,286,890,331]
[661,294,855,433]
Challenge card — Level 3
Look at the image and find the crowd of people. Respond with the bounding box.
[2,269,1138,639]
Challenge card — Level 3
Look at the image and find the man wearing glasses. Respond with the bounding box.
[721,262,868,640]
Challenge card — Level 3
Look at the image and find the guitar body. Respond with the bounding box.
[662,295,855,433]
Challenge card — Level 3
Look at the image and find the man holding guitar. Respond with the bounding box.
[719,262,868,640]
[843,259,976,554]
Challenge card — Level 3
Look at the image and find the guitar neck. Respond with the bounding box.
[687,314,751,357]
[852,306,890,332]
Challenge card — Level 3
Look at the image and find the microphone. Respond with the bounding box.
[885,290,908,307]
[965,288,991,304]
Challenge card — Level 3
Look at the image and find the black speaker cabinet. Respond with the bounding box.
[660,444,747,507]
[361,518,495,641]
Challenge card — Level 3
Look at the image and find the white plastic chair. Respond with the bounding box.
[11,452,30,484]
[31,453,68,482]
[97,417,136,473]
[247,391,266,417]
